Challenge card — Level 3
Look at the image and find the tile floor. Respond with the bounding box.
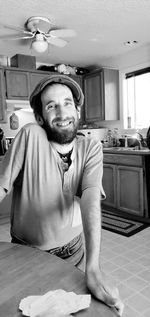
[0,216,150,317]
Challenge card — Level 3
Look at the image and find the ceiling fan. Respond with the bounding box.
[0,16,76,53]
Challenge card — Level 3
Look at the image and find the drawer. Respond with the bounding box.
[103,153,143,166]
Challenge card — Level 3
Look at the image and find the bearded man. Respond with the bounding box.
[0,75,123,316]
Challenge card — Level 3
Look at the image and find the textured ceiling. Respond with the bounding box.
[0,0,150,68]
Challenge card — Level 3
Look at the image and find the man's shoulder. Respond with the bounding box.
[77,134,102,148]
[22,122,41,131]
[21,123,45,136]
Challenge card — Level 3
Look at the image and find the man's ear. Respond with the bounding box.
[76,106,81,119]
[35,114,44,126]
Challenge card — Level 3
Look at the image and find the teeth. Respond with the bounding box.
[57,121,71,127]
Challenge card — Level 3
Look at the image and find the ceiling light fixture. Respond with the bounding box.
[31,33,48,53]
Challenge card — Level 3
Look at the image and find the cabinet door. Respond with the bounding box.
[0,68,6,122]
[102,163,117,208]
[102,68,119,120]
[84,71,104,122]
[117,165,144,215]
[29,72,50,94]
[5,70,30,99]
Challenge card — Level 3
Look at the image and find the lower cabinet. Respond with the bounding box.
[102,153,148,217]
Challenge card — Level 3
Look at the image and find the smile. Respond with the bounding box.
[56,120,72,127]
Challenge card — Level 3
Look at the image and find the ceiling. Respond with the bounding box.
[0,0,150,69]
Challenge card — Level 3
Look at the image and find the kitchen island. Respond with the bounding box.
[102,147,150,222]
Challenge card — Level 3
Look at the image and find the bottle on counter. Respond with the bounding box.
[107,129,113,147]
[112,128,120,147]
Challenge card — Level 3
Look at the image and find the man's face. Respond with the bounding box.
[40,83,80,144]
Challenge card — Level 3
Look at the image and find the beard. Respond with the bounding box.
[42,117,79,144]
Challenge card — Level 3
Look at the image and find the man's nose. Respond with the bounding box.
[56,105,66,118]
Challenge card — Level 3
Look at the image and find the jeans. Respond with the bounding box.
[11,233,84,267]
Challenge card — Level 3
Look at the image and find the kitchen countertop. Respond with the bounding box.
[103,147,150,155]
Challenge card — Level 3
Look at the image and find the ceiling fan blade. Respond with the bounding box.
[0,22,33,35]
[49,29,76,38]
[47,37,67,47]
[0,33,34,40]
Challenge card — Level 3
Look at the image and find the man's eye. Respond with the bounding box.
[65,101,73,106]
[45,104,55,111]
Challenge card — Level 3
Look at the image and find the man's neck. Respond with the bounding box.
[50,140,74,154]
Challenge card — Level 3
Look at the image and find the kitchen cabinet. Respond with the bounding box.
[5,68,51,99]
[83,68,119,122]
[102,153,148,217]
[29,71,50,94]
[5,69,30,99]
[0,68,6,122]
[5,67,85,123]
[5,68,83,98]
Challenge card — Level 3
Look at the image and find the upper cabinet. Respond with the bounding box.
[0,66,119,123]
[5,69,84,99]
[83,68,119,122]
[83,71,103,122]
[29,72,50,94]
[5,69,51,99]
[5,69,30,99]
[0,68,6,122]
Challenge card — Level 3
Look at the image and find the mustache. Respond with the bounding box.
[52,117,75,124]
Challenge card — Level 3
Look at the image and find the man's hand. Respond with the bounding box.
[85,266,124,316]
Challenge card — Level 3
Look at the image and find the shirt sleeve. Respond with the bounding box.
[0,127,27,192]
[81,139,106,199]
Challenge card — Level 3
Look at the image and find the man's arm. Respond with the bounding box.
[80,187,124,316]
[0,186,7,202]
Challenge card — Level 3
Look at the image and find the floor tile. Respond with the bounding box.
[138,269,150,283]
[109,267,132,282]
[136,256,150,268]
[123,262,146,274]
[140,284,150,300]
[101,260,119,274]
[123,250,143,261]
[122,304,141,317]
[123,275,149,291]
[125,292,150,314]
[110,254,131,267]
[143,308,150,317]
[116,282,135,300]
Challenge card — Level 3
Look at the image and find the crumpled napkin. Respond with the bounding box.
[19,289,91,317]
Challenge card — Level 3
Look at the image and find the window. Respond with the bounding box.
[125,67,150,129]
